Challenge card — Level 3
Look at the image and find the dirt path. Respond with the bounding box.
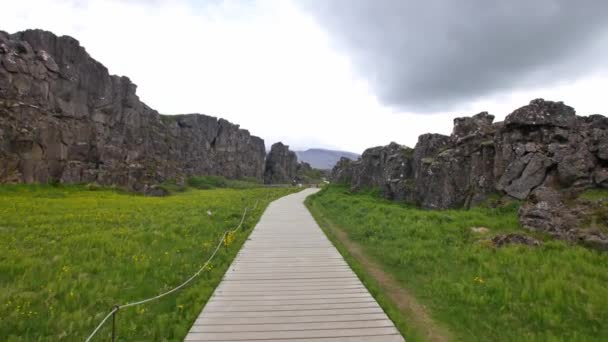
[308,203,453,342]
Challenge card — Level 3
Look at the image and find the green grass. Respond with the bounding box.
[186,175,262,190]
[297,168,325,184]
[306,201,430,342]
[574,188,608,237]
[579,188,608,201]
[158,175,262,193]
[307,186,608,341]
[0,184,298,341]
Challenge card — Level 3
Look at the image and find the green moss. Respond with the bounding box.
[402,147,415,158]
[403,179,416,191]
[579,188,608,202]
[577,188,608,234]
[437,149,454,158]
[159,114,178,124]
[158,179,188,193]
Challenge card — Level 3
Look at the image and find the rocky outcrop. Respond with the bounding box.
[333,99,608,207]
[335,112,496,208]
[264,142,327,184]
[491,233,541,247]
[495,99,590,199]
[519,187,578,237]
[331,157,354,184]
[264,142,298,184]
[415,112,496,208]
[332,99,608,249]
[519,187,608,250]
[294,161,312,183]
[348,142,415,202]
[0,29,266,189]
[295,148,359,170]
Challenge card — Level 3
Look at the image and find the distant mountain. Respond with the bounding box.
[295,149,360,170]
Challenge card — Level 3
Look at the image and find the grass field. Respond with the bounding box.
[0,184,298,341]
[307,186,608,341]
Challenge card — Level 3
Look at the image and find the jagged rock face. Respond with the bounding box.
[297,161,312,175]
[584,115,608,188]
[331,157,354,184]
[452,111,495,143]
[412,133,451,180]
[495,99,602,199]
[414,113,496,208]
[519,187,608,250]
[519,187,578,237]
[332,99,608,208]
[332,114,496,208]
[338,142,415,202]
[0,30,265,189]
[264,142,298,184]
[294,161,313,183]
[331,98,608,248]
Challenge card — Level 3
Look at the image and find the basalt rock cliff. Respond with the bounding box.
[264,142,298,184]
[0,29,266,190]
[264,142,315,184]
[332,99,608,249]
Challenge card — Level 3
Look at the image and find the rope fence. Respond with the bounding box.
[85,200,258,342]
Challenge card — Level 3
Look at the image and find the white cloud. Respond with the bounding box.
[2,0,607,153]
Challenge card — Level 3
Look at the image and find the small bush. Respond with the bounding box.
[580,188,608,202]
[159,179,188,193]
[239,176,262,184]
[187,176,262,190]
[85,183,101,191]
[187,176,228,189]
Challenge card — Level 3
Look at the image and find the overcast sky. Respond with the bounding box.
[2,0,608,153]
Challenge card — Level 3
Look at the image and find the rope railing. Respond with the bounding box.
[85,201,258,342]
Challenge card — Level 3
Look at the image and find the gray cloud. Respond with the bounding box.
[297,0,608,111]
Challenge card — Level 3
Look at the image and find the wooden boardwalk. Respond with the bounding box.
[185,188,404,342]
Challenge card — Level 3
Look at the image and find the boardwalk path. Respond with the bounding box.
[185,188,404,342]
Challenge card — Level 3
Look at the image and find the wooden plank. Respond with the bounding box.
[209,289,373,303]
[189,319,394,332]
[221,336,404,342]
[200,307,384,318]
[204,302,380,312]
[219,278,363,284]
[227,264,351,269]
[223,274,359,281]
[209,293,373,301]
[214,285,366,293]
[185,327,399,341]
[194,313,392,326]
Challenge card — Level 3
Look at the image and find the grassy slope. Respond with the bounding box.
[307,186,608,341]
[0,184,298,341]
[307,199,445,342]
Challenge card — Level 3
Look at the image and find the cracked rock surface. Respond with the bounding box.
[0,29,266,190]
